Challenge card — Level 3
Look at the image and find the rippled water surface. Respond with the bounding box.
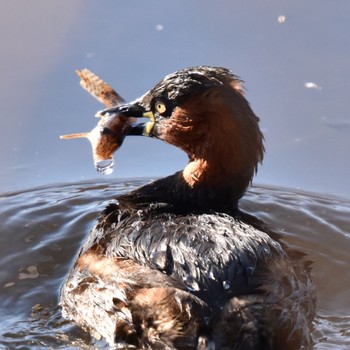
[0,179,349,349]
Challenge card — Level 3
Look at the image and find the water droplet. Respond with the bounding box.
[131,220,143,231]
[304,81,322,90]
[150,250,167,270]
[208,271,216,280]
[277,15,286,24]
[95,159,114,175]
[183,275,200,292]
[223,280,231,290]
[203,316,210,325]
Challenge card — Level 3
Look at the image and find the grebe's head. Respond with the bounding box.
[98,66,264,199]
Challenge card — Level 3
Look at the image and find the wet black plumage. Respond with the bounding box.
[60,66,315,349]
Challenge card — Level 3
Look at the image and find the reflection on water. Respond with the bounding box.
[0,179,349,349]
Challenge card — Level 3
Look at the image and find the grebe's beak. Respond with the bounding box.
[96,103,156,137]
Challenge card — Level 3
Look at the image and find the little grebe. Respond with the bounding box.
[60,66,315,349]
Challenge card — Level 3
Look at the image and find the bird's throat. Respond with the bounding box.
[182,159,208,188]
[182,157,236,188]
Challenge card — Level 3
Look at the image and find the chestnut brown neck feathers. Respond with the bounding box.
[117,84,263,213]
[152,83,264,201]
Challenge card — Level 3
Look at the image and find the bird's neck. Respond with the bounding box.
[181,155,250,208]
[182,158,208,188]
[182,154,240,188]
[117,170,240,214]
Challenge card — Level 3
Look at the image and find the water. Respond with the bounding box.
[1,1,350,196]
[0,179,349,349]
[95,159,114,175]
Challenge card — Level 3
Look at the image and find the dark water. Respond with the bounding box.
[0,179,349,349]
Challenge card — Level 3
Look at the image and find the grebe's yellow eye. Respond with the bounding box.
[155,100,167,114]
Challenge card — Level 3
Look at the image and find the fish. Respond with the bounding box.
[60,69,135,174]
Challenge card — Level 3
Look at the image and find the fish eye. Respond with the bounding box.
[154,100,167,115]
[101,127,113,135]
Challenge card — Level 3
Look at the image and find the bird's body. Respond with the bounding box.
[60,66,315,349]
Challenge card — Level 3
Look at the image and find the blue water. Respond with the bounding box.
[0,180,349,349]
